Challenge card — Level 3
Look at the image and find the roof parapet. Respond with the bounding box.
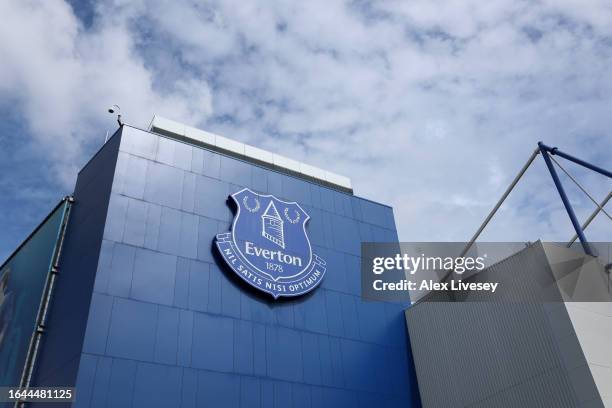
[148,115,353,193]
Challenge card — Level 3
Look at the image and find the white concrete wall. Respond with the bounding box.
[544,242,612,407]
[565,303,612,407]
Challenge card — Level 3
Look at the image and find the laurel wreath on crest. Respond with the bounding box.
[243,196,260,213]
[284,207,301,224]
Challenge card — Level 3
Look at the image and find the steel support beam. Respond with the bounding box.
[538,142,594,256]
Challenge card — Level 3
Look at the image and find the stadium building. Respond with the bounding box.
[0,117,421,407]
[1,115,609,407]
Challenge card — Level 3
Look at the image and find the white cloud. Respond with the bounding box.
[1,0,610,243]
[0,0,213,185]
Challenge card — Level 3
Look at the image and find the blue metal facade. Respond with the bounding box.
[31,132,122,402]
[44,126,420,407]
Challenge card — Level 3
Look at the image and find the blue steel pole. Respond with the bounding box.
[539,142,612,179]
[538,142,594,256]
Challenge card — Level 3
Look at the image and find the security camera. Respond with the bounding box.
[108,104,123,127]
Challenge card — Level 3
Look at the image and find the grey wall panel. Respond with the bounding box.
[405,243,603,408]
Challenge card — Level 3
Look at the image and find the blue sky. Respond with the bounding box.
[1,0,611,261]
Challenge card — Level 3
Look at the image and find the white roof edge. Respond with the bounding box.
[148,115,352,191]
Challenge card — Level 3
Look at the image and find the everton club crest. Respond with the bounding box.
[215,188,326,298]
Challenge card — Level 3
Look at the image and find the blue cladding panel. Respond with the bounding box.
[234,320,254,374]
[253,323,267,377]
[220,155,251,187]
[82,293,113,354]
[180,368,198,408]
[177,310,194,367]
[154,305,180,364]
[251,166,268,192]
[241,376,261,408]
[90,357,112,408]
[197,371,240,408]
[194,149,221,179]
[187,260,209,311]
[274,381,292,407]
[192,313,234,372]
[158,206,182,254]
[106,297,157,360]
[132,362,182,408]
[122,198,147,246]
[294,288,328,334]
[72,354,97,408]
[113,152,148,199]
[194,175,230,221]
[73,127,420,408]
[221,267,242,318]
[174,257,190,308]
[107,358,138,408]
[324,290,345,337]
[301,332,322,385]
[131,248,177,305]
[144,161,184,209]
[104,242,136,297]
[266,326,303,382]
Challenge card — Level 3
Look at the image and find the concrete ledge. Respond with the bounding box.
[149,114,353,193]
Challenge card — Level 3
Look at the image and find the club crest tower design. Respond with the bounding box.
[262,201,284,248]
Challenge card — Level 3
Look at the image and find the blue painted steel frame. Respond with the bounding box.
[538,142,612,256]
